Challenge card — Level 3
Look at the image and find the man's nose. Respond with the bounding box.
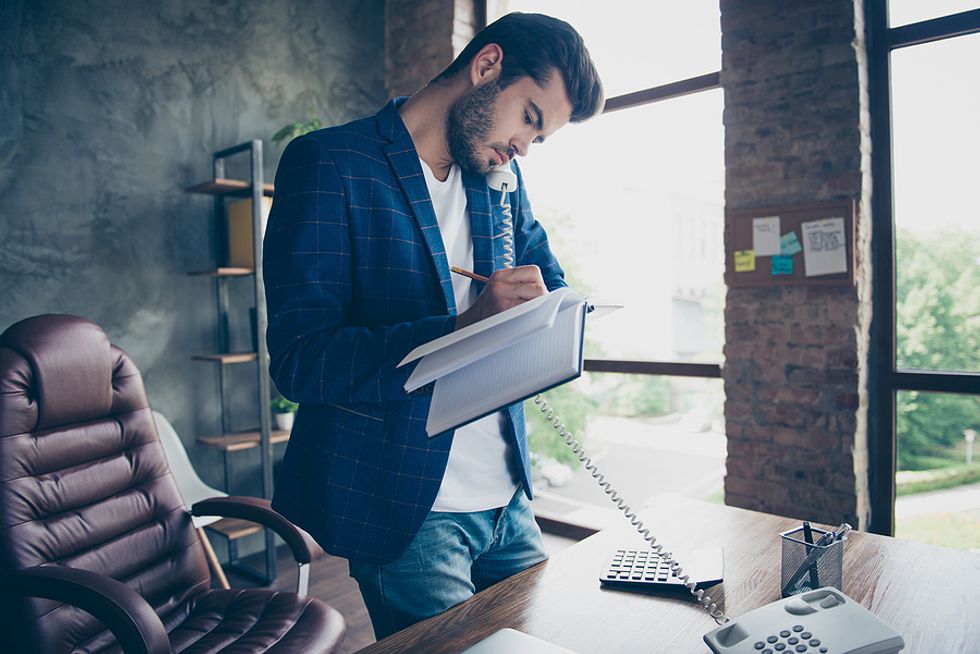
[510,140,529,158]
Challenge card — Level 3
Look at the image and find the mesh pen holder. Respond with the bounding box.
[779,526,845,597]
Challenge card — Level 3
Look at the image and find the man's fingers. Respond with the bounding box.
[488,264,543,285]
[515,281,547,300]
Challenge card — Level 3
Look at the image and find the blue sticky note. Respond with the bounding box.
[780,231,802,256]
[771,255,794,275]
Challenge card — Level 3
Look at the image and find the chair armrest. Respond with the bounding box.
[6,566,170,654]
[191,496,322,564]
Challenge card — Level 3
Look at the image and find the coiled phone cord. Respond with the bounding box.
[496,189,516,268]
[492,177,727,624]
[532,394,730,625]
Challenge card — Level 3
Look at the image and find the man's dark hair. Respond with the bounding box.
[432,12,604,123]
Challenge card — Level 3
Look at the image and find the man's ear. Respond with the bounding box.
[469,43,503,86]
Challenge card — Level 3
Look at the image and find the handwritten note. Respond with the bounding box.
[780,231,802,256]
[801,217,847,277]
[771,255,794,276]
[752,216,781,256]
[734,250,756,272]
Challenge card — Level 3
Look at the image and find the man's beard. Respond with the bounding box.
[445,79,503,175]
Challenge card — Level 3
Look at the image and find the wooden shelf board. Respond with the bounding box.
[185,178,274,197]
[205,517,263,540]
[187,267,254,277]
[197,429,291,452]
[191,352,257,364]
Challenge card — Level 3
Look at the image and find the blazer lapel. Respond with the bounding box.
[463,172,495,279]
[378,101,455,314]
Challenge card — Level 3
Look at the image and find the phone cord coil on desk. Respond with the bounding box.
[532,394,730,626]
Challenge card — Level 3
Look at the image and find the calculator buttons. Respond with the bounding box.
[600,548,686,588]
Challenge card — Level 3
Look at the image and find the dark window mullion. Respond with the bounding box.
[603,72,721,114]
[584,359,721,379]
[888,8,980,49]
[891,370,980,394]
[868,0,898,535]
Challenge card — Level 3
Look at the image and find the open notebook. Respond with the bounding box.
[399,287,610,437]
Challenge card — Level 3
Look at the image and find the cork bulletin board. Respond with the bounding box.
[725,199,857,287]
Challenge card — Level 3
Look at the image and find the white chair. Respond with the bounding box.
[152,410,231,589]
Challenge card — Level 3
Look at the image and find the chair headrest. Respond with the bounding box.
[0,314,113,432]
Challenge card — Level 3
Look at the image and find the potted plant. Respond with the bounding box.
[271,395,299,431]
[272,114,322,147]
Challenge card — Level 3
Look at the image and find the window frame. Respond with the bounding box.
[866,2,980,535]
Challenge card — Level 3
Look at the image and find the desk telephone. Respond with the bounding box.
[482,164,905,652]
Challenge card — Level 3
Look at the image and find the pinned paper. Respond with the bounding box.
[752,216,781,256]
[734,250,756,272]
[801,217,847,276]
[780,231,802,256]
[771,255,794,276]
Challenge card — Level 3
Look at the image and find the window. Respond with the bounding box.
[868,1,980,549]
[892,33,980,374]
[487,2,725,515]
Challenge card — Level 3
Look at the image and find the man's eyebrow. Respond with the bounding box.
[528,101,544,130]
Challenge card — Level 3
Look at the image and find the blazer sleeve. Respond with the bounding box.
[510,162,567,291]
[262,135,456,404]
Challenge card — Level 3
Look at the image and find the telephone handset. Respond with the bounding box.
[486,162,518,193]
[487,163,518,268]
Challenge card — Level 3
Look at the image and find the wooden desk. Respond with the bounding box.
[356,497,980,653]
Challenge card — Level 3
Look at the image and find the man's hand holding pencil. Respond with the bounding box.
[452,265,547,330]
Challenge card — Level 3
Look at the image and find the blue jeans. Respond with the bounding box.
[348,489,548,640]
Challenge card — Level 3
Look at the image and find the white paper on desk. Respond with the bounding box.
[801,217,847,276]
[752,216,781,256]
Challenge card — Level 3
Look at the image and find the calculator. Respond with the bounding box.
[600,546,724,591]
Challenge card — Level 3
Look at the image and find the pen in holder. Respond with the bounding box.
[779,522,849,597]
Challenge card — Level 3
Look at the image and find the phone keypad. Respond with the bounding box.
[600,548,684,587]
[752,626,828,654]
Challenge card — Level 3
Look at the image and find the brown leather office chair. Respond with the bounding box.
[0,315,345,654]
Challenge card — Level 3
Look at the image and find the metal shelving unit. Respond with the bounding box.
[185,140,280,583]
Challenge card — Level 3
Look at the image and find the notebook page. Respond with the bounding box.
[426,301,584,436]
[402,288,578,392]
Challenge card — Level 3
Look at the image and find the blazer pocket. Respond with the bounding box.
[323,401,385,422]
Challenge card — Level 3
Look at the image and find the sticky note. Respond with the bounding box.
[734,250,756,272]
[771,255,794,275]
[780,231,802,256]
[802,217,847,276]
[752,216,781,256]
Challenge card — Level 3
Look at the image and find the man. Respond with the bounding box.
[264,12,603,639]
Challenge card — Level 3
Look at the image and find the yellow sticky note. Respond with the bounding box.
[734,249,756,272]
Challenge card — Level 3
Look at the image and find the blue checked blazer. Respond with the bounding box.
[263,99,566,565]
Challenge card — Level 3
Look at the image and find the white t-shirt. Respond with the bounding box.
[419,159,519,512]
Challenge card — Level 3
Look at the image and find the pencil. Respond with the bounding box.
[802,521,820,589]
[450,266,490,284]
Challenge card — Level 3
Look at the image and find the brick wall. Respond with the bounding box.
[721,0,873,528]
[385,0,482,98]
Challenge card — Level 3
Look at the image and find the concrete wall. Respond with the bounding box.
[0,0,385,494]
[720,0,873,527]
